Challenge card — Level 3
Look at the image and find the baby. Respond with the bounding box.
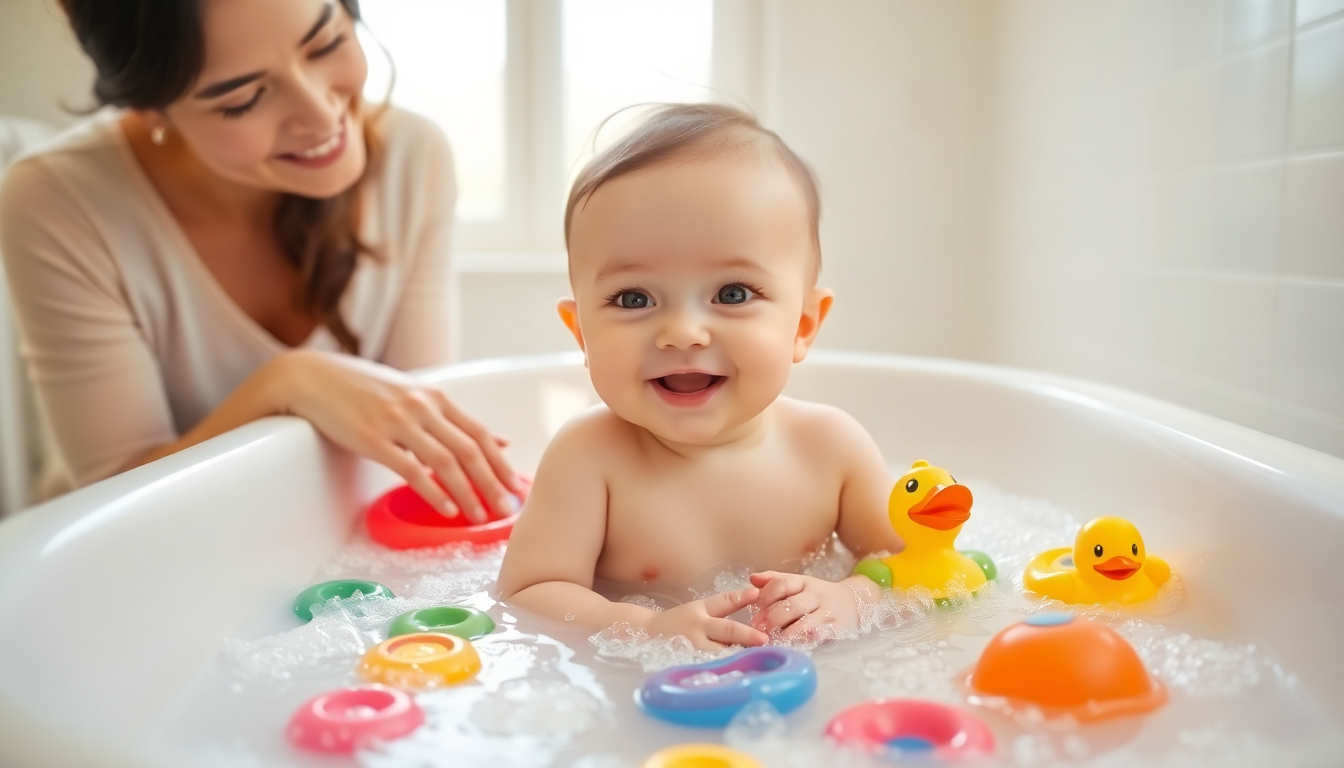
[496,103,904,650]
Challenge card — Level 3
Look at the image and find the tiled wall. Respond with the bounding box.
[983,0,1344,457]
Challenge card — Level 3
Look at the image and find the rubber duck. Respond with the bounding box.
[1023,516,1171,605]
[852,460,996,600]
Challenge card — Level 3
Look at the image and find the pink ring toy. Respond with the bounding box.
[286,685,424,754]
[825,698,995,758]
[365,476,531,549]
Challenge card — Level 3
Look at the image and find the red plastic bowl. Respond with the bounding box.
[286,685,423,754]
[365,477,530,549]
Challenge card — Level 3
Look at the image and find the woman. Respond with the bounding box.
[0,0,520,522]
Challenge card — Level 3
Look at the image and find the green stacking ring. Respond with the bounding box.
[293,579,395,621]
[388,605,496,640]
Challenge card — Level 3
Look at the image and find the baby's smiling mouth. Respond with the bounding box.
[653,373,726,394]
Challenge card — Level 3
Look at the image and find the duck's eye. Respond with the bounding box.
[951,475,958,484]
[1093,544,1104,558]
[905,479,919,493]
[1132,543,1138,556]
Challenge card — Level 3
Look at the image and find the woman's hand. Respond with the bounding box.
[748,571,862,642]
[643,588,770,651]
[275,350,520,522]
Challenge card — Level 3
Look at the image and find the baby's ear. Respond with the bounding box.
[793,287,834,363]
[556,299,588,361]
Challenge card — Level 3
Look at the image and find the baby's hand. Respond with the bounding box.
[749,571,860,642]
[645,588,771,652]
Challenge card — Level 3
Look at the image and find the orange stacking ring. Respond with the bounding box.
[641,744,764,768]
[358,632,481,689]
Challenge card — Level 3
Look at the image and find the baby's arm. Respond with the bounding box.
[752,407,901,638]
[831,409,905,559]
[496,412,767,650]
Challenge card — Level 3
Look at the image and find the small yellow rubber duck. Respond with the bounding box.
[853,460,996,599]
[1023,516,1172,605]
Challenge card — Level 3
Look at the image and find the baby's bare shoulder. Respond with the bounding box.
[546,404,642,457]
[774,397,876,456]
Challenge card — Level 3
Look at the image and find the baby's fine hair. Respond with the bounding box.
[564,102,822,270]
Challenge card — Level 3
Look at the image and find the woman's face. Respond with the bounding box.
[162,0,369,198]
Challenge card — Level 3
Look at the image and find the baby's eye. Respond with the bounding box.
[610,290,651,309]
[714,283,756,305]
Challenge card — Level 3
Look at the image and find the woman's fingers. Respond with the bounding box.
[706,618,770,648]
[419,416,510,520]
[704,588,761,619]
[428,396,518,517]
[368,441,458,517]
[397,425,488,522]
[436,392,521,495]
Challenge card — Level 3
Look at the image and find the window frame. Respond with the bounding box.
[446,0,765,260]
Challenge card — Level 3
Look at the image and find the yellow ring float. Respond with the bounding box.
[358,632,481,689]
[641,744,764,768]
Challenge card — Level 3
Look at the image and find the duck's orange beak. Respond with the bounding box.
[907,484,973,531]
[1093,555,1141,580]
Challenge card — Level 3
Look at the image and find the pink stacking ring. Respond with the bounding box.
[825,698,995,758]
[365,476,531,549]
[286,685,424,754]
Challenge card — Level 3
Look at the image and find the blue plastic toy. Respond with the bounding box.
[634,647,817,727]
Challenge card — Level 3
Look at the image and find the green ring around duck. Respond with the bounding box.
[852,550,997,605]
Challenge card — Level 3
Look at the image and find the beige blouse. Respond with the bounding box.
[0,106,458,493]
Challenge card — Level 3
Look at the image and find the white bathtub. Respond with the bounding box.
[0,351,1341,768]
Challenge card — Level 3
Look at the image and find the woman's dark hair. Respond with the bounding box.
[59,0,376,353]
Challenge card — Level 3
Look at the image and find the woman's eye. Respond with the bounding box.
[311,33,348,58]
[715,283,755,305]
[613,290,651,309]
[221,88,265,119]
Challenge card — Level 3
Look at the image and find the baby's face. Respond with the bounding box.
[564,152,829,446]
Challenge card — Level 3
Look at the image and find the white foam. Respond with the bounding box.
[1116,618,1282,696]
[588,621,729,672]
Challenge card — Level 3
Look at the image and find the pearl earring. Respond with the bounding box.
[150,126,167,146]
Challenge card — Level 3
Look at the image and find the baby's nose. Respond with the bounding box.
[655,307,711,350]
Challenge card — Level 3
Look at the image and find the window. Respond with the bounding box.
[359,0,724,257]
[360,1,508,222]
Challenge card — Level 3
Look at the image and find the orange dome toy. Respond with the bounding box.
[966,612,1166,722]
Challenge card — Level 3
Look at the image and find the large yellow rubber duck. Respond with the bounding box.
[852,460,996,600]
[1024,516,1172,605]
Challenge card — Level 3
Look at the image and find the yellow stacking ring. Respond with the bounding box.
[641,744,764,768]
[358,632,481,689]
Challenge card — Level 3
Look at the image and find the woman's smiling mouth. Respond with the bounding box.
[278,114,348,168]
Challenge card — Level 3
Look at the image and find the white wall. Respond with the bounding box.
[983,0,1344,457]
[753,0,995,360]
[0,0,93,127]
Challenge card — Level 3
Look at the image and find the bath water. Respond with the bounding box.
[165,481,1341,767]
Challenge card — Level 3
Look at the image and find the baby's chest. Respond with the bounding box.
[600,457,841,577]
